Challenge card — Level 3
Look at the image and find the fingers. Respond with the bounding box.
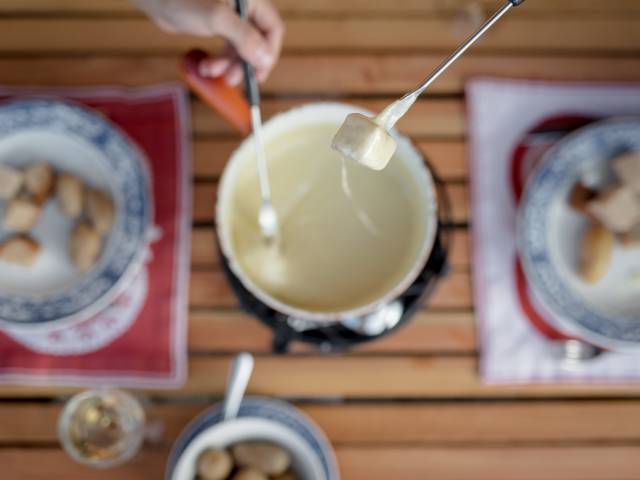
[199,52,271,86]
[198,44,243,86]
[199,0,285,84]
[249,0,284,81]
[198,53,244,87]
[224,63,244,86]
[153,17,179,34]
[199,56,231,77]
[209,2,274,73]
[251,0,285,61]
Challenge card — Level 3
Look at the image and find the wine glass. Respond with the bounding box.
[58,388,146,468]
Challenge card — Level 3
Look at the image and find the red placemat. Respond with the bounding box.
[0,85,190,388]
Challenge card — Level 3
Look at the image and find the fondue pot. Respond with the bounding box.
[182,51,449,350]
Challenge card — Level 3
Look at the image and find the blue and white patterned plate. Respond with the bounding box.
[166,396,339,480]
[518,118,640,351]
[0,99,152,329]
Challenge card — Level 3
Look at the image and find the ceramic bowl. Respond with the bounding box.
[518,118,640,350]
[167,396,339,480]
[0,99,152,330]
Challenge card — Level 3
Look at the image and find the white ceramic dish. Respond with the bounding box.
[518,118,640,350]
[0,99,152,329]
[167,397,339,480]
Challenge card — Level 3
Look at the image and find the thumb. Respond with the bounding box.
[209,3,273,71]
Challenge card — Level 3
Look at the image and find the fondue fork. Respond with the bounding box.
[376,0,526,128]
[235,0,280,242]
[332,0,526,171]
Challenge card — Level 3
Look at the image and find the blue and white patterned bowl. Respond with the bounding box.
[0,99,152,329]
[518,118,640,351]
[166,396,339,480]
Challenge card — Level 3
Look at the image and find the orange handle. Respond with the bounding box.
[180,49,251,136]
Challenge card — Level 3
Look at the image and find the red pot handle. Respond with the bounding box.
[180,49,251,136]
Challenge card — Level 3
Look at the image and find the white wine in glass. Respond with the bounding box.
[58,388,146,468]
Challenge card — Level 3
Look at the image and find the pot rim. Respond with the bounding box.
[216,102,438,324]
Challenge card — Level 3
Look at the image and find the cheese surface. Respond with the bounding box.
[228,122,427,313]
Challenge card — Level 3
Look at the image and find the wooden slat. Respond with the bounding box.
[0,404,206,444]
[192,182,469,223]
[190,227,219,266]
[2,0,640,16]
[281,0,640,16]
[177,356,640,398]
[0,18,639,54]
[0,0,135,13]
[190,226,469,269]
[193,139,238,178]
[336,446,640,480]
[193,139,468,181]
[2,400,640,444]
[0,449,168,480]
[188,269,471,310]
[304,401,640,444]
[3,355,640,399]
[188,271,237,308]
[419,141,468,180]
[192,98,466,138]
[187,310,476,354]
[1,55,639,96]
[2,445,640,480]
[282,18,640,53]
[192,182,218,222]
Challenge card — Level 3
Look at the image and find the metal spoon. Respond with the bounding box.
[560,339,602,366]
[235,0,280,242]
[222,352,254,421]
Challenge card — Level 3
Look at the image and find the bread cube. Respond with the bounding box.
[580,222,614,284]
[4,196,42,231]
[0,165,24,199]
[613,151,640,193]
[0,235,41,267]
[619,224,640,250]
[56,173,84,219]
[331,113,397,171]
[569,182,597,214]
[587,186,640,233]
[86,189,115,235]
[70,221,102,272]
[24,163,54,203]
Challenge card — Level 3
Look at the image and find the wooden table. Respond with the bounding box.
[1,1,640,478]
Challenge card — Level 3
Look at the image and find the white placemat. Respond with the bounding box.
[467,79,640,383]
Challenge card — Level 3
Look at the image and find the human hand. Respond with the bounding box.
[133,0,284,84]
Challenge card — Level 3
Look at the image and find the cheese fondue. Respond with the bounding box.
[228,122,427,313]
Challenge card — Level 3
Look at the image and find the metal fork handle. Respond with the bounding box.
[234,0,260,107]
[377,0,523,127]
[410,0,521,99]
